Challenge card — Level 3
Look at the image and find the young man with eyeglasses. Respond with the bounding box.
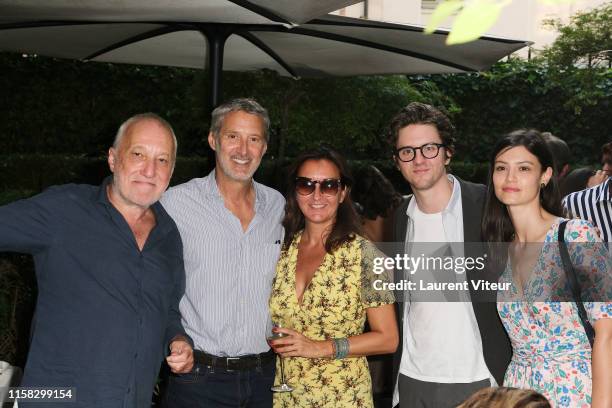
[387,103,511,408]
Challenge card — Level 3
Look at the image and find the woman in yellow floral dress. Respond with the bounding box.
[268,147,398,408]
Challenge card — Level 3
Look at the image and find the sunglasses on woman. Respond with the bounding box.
[295,177,343,196]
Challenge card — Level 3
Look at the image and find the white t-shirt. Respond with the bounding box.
[398,184,492,384]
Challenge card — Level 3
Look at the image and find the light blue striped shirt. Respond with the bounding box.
[161,170,285,356]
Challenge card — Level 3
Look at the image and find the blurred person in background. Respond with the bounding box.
[563,141,612,242]
[457,387,551,408]
[351,164,403,402]
[541,132,571,180]
[559,167,596,197]
[352,165,403,243]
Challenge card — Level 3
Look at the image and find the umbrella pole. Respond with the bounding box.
[202,25,231,171]
[203,26,231,110]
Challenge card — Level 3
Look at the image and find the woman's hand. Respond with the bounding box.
[269,327,333,359]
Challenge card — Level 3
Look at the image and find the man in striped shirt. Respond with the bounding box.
[563,175,611,242]
[161,98,285,407]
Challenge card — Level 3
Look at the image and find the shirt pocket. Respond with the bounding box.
[248,242,282,282]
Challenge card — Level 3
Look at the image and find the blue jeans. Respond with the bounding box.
[162,359,275,408]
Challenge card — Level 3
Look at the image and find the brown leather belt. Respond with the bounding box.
[193,349,275,371]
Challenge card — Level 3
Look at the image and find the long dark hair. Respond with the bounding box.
[282,147,362,252]
[482,129,564,243]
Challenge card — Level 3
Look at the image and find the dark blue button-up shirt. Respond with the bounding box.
[0,178,187,407]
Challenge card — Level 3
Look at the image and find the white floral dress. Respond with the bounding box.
[498,218,612,407]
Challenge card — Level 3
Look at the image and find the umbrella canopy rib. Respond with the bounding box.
[0,20,483,72]
[288,27,477,72]
[83,25,185,61]
[0,21,95,30]
[227,0,290,24]
[236,31,298,78]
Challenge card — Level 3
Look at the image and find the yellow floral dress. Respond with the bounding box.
[269,233,394,408]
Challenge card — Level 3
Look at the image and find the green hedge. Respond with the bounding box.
[411,60,612,163]
[0,154,489,201]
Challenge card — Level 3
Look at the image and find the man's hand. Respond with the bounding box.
[588,169,609,188]
[166,338,194,374]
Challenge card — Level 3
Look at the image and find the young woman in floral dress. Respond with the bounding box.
[482,129,612,407]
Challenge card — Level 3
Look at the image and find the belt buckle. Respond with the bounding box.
[225,357,240,372]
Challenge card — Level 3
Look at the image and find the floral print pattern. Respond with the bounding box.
[269,233,394,408]
[498,218,612,407]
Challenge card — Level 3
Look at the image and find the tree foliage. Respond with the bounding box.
[413,58,611,163]
[426,0,581,45]
[542,3,612,68]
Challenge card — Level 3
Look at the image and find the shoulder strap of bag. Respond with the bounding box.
[558,220,595,347]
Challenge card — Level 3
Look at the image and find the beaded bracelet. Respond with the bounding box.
[333,338,350,359]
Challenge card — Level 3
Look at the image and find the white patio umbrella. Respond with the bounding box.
[0,1,529,107]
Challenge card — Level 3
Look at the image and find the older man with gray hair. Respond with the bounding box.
[0,113,193,408]
[161,98,284,408]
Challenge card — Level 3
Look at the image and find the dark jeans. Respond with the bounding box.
[162,359,275,408]
[398,375,490,408]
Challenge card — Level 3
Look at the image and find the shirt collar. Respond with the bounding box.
[97,176,114,207]
[97,175,172,235]
[406,174,462,219]
[203,169,266,212]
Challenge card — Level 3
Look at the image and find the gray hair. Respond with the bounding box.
[113,113,178,161]
[210,98,270,142]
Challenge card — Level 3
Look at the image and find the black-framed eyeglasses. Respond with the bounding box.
[295,177,343,196]
[394,143,446,163]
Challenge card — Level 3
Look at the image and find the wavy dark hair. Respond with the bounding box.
[386,102,456,156]
[352,165,402,220]
[482,129,564,244]
[282,147,362,252]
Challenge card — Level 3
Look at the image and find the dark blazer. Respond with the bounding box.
[391,177,512,392]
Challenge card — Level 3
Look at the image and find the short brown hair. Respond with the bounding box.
[458,387,551,408]
[386,102,455,154]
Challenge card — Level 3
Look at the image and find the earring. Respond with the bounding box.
[540,182,546,189]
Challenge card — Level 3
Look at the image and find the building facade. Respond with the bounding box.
[334,0,608,57]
